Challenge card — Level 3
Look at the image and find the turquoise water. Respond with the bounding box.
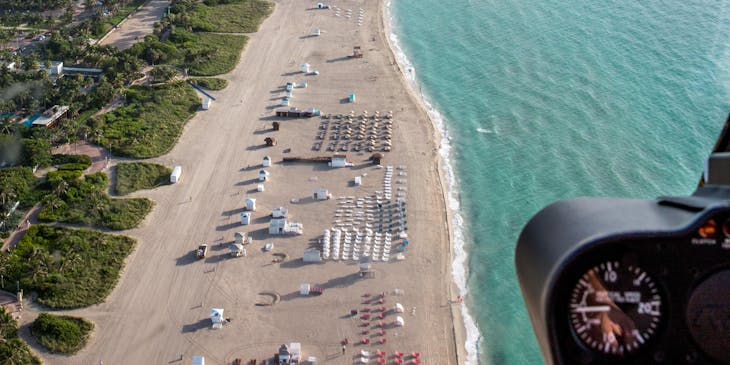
[388,1,730,364]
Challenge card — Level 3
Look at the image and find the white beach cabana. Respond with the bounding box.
[240,212,251,225]
[211,308,224,329]
[273,206,288,218]
[259,170,270,181]
[303,249,322,263]
[170,165,182,183]
[263,156,272,167]
[301,63,311,73]
[394,303,404,313]
[313,188,332,200]
[395,316,404,327]
[257,184,265,192]
[245,198,257,211]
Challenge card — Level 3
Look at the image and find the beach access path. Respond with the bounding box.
[22,0,463,363]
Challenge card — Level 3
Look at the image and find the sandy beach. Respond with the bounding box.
[20,0,465,363]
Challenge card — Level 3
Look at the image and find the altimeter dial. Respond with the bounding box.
[569,261,663,355]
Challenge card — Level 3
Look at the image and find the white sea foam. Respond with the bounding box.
[385,2,480,364]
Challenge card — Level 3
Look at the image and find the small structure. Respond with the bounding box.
[303,249,322,263]
[192,356,205,365]
[245,198,257,211]
[312,188,331,200]
[230,243,245,257]
[313,29,321,36]
[350,46,363,58]
[259,170,270,181]
[394,316,405,327]
[272,206,288,218]
[276,107,320,118]
[210,308,224,329]
[272,122,280,131]
[316,2,328,9]
[196,244,208,259]
[286,82,295,91]
[42,61,63,75]
[240,212,251,225]
[263,156,272,167]
[202,97,212,110]
[300,283,311,295]
[277,343,301,365]
[234,232,247,244]
[301,63,311,73]
[257,184,265,192]
[371,153,384,165]
[265,137,277,146]
[170,165,182,183]
[269,218,303,235]
[394,303,404,313]
[349,93,356,103]
[329,154,353,168]
[354,176,362,186]
[359,256,373,278]
[30,105,69,128]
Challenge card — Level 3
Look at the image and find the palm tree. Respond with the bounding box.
[43,194,63,215]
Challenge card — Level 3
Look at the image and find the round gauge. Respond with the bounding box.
[569,261,663,355]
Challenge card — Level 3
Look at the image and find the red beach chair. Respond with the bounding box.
[395,358,403,364]
[361,314,371,320]
[376,350,386,357]
[394,352,404,358]
[411,352,421,358]
[361,329,370,335]
[378,329,386,336]
[412,359,421,364]
[376,358,385,364]
[377,321,386,327]
[379,338,387,344]
[362,338,370,345]
[378,313,386,319]
[361,308,371,313]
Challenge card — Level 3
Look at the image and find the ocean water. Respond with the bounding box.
[387,1,730,364]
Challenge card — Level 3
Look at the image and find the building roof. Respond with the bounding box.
[31,105,69,127]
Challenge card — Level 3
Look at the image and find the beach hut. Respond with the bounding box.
[202,97,211,110]
[269,218,289,235]
[316,2,328,9]
[210,308,224,329]
[272,122,280,131]
[170,165,182,183]
[257,184,265,192]
[263,156,272,167]
[354,176,362,186]
[330,154,351,168]
[192,356,205,365]
[314,28,321,36]
[240,212,251,225]
[303,249,322,263]
[265,137,277,146]
[259,170,270,181]
[300,283,311,295]
[230,243,245,257]
[394,303,404,313]
[313,188,332,200]
[245,198,256,211]
[273,206,288,218]
[394,316,404,327]
[349,93,356,103]
[301,63,311,73]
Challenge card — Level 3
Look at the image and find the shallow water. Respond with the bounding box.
[388,0,730,363]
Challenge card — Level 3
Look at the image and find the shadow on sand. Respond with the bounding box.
[182,318,210,333]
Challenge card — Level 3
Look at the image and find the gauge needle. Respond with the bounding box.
[572,305,611,313]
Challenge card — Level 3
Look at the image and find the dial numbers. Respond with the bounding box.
[569,261,663,355]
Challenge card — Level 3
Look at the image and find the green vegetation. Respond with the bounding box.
[0,307,41,364]
[0,166,37,212]
[150,65,178,83]
[38,172,153,230]
[51,154,93,168]
[115,161,172,195]
[182,0,273,33]
[93,82,200,158]
[190,77,228,90]
[31,313,94,354]
[4,225,136,308]
[182,32,248,76]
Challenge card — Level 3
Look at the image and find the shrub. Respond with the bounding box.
[6,225,136,308]
[115,162,172,195]
[31,313,94,354]
[0,308,41,364]
[51,154,92,167]
[190,77,228,90]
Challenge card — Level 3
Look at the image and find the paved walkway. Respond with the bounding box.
[99,0,171,50]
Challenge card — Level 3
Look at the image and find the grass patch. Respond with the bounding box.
[94,82,200,158]
[0,308,41,364]
[31,313,94,354]
[115,162,172,195]
[188,0,273,33]
[38,172,154,230]
[5,225,136,308]
[190,77,229,90]
[108,0,148,25]
[51,154,93,168]
[182,32,248,76]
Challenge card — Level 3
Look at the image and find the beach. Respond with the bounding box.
[20,0,466,363]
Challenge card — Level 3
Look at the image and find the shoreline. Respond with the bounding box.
[22,0,467,363]
[379,1,471,364]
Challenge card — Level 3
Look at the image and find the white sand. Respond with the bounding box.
[23,0,466,363]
